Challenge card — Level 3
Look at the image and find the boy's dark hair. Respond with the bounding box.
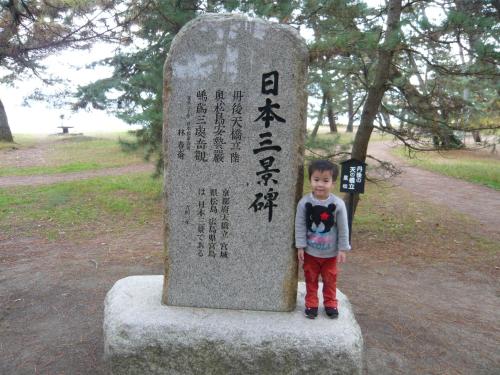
[308,159,339,181]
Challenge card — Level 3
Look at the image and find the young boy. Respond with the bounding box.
[295,159,351,319]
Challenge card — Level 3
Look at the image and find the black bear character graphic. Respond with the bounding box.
[305,203,336,234]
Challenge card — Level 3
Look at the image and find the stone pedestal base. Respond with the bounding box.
[104,276,364,374]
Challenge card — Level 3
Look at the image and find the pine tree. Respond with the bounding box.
[73,0,499,180]
[74,1,202,171]
[0,0,129,141]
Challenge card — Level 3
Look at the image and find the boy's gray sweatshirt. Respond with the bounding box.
[295,193,351,258]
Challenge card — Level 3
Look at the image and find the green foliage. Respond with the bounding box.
[74,1,200,172]
[71,0,499,174]
[0,0,125,78]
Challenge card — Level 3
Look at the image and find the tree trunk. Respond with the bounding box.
[325,90,337,133]
[381,105,391,128]
[472,130,481,143]
[206,0,217,12]
[346,79,354,133]
[0,98,14,143]
[455,0,482,145]
[310,93,326,140]
[438,102,463,149]
[348,0,402,213]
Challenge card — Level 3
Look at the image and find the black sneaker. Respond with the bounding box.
[304,307,318,319]
[325,307,339,319]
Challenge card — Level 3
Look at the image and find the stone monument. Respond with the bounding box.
[104,14,363,374]
[162,14,308,312]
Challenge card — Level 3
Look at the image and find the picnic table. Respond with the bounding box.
[57,126,74,134]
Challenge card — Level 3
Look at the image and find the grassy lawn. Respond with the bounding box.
[0,173,162,240]
[0,133,42,150]
[0,133,145,177]
[394,147,500,190]
[305,130,389,158]
[353,182,497,254]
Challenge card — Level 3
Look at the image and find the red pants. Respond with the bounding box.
[303,252,338,309]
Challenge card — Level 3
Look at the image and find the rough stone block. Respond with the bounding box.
[162,14,309,311]
[104,276,364,374]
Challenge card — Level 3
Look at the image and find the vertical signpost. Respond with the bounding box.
[339,159,367,244]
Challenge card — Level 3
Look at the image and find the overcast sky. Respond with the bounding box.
[0,42,137,135]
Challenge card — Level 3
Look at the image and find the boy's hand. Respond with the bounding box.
[297,248,305,264]
[337,251,347,264]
